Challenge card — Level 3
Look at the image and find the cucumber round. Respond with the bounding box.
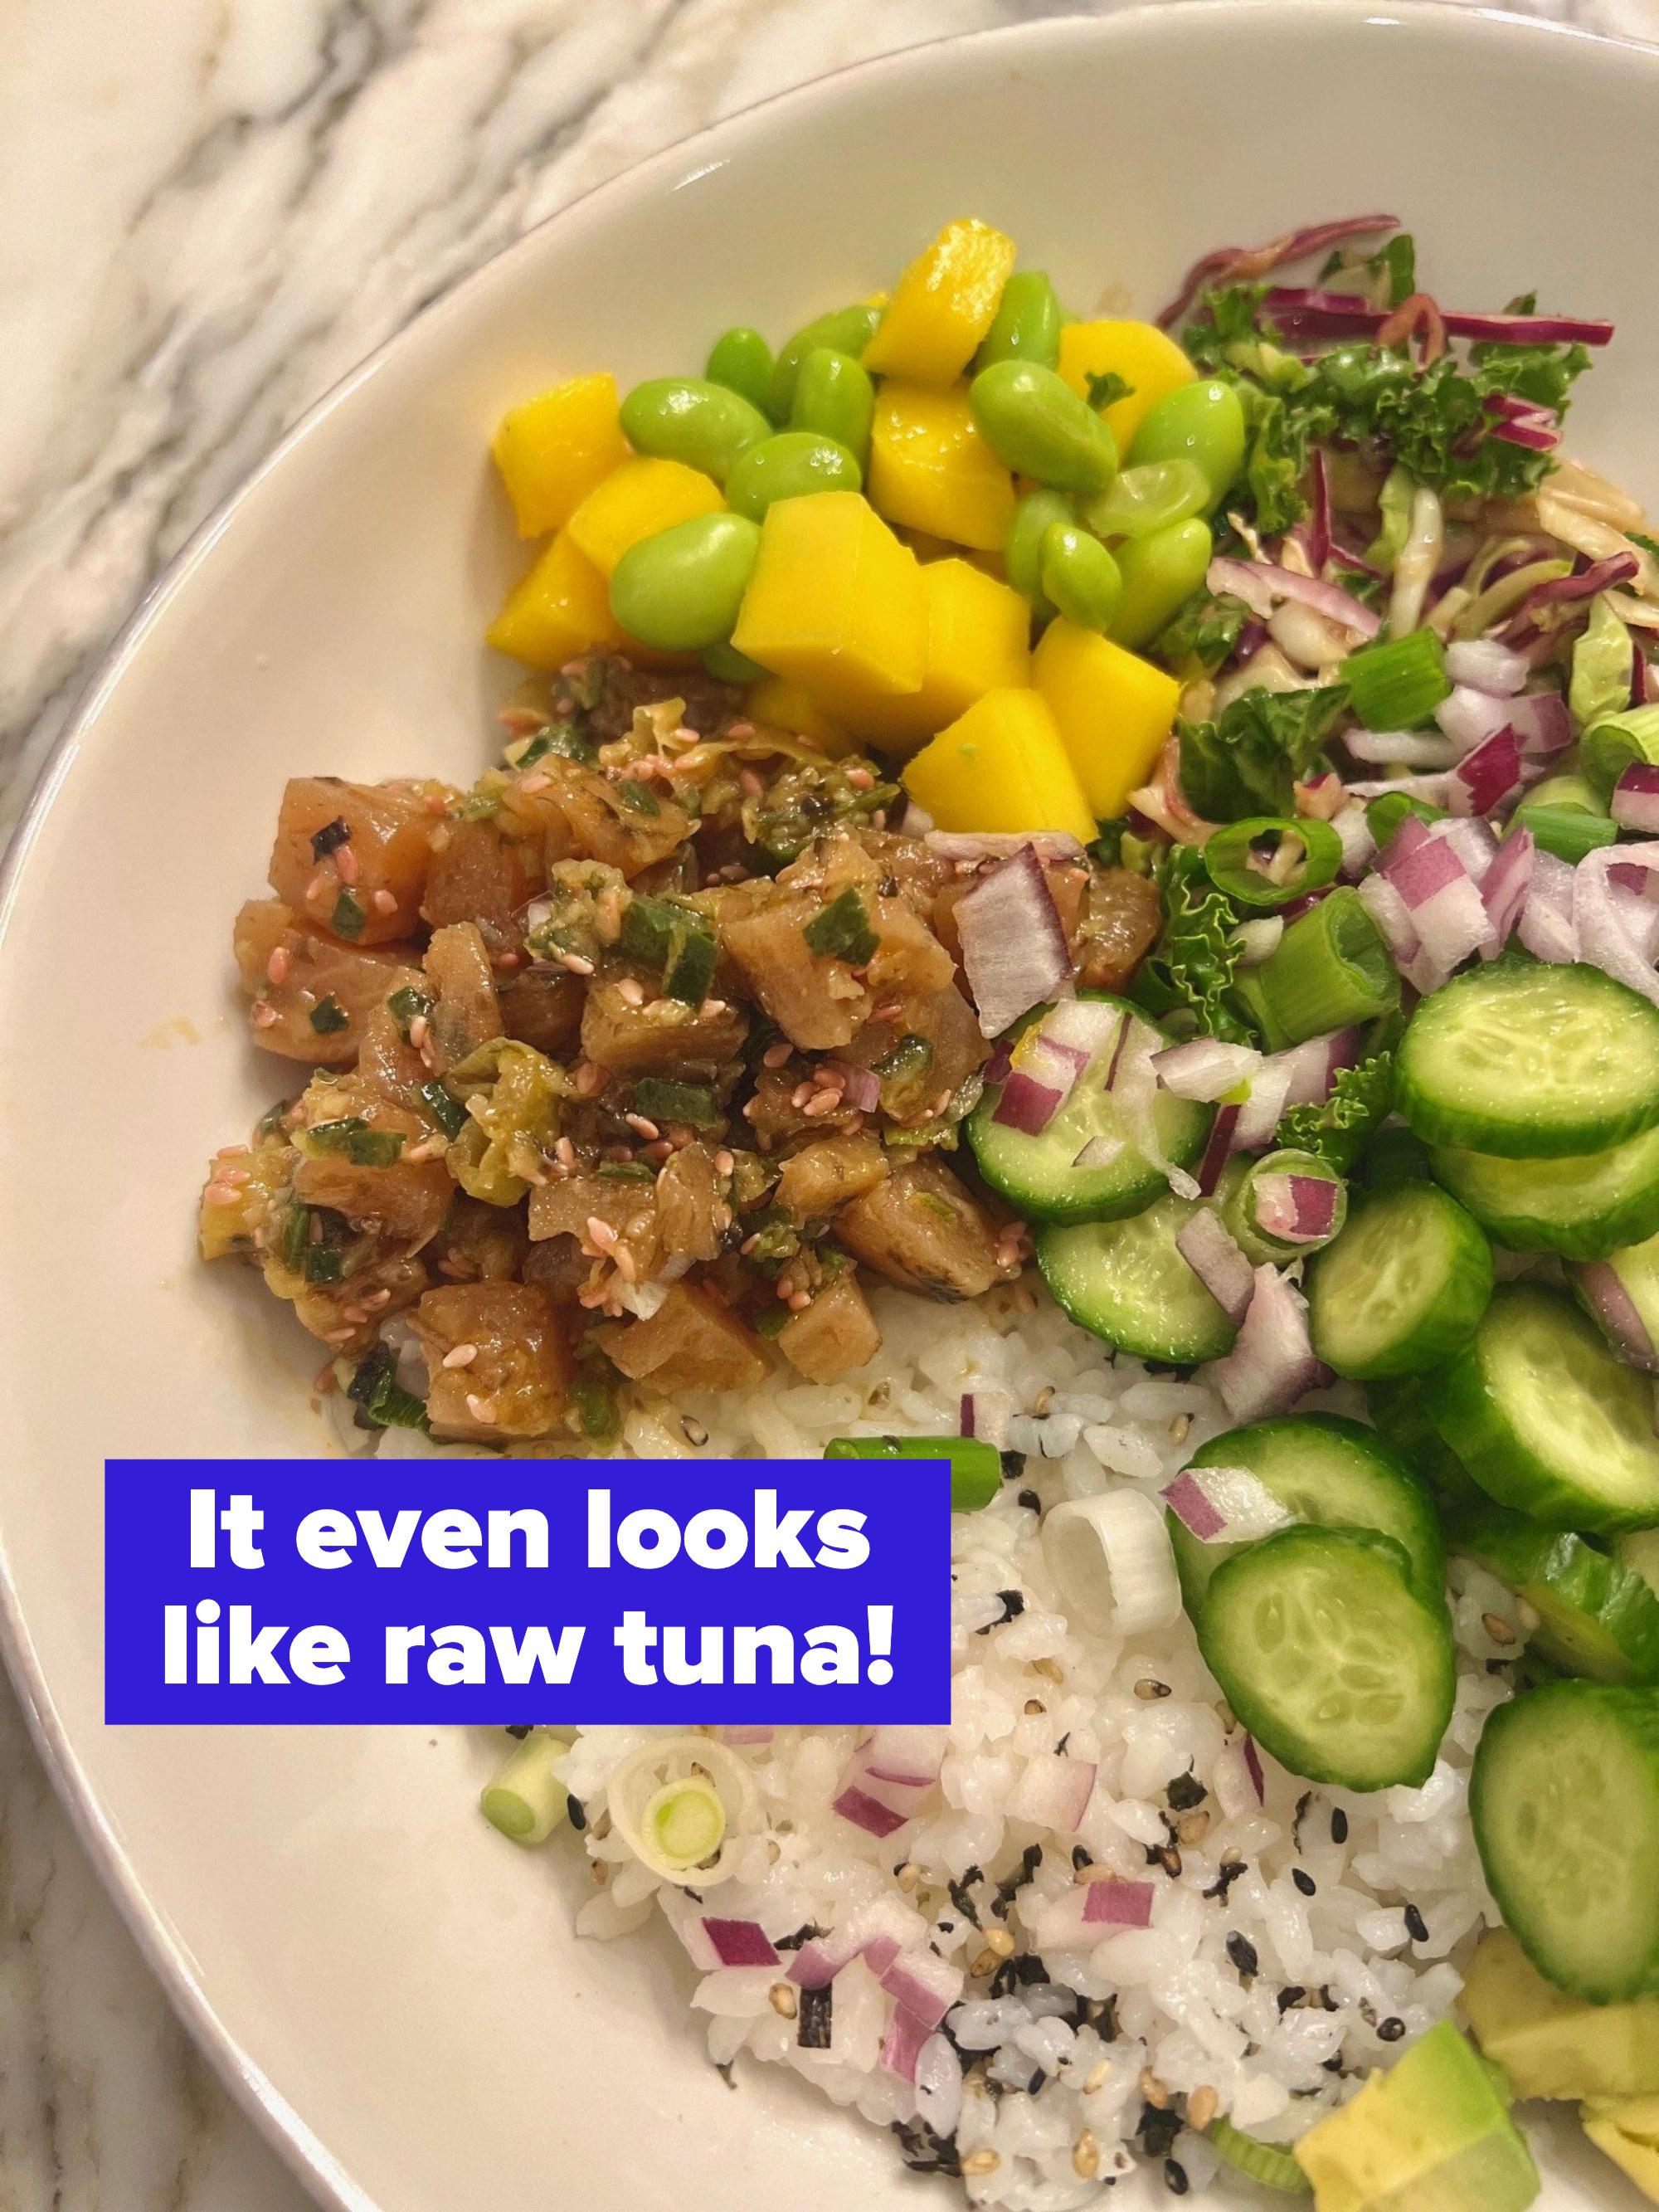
[1307,1181,1493,1379]
[1430,1119,1659,1261]
[1397,960,1659,1158]
[1471,1681,1659,2001]
[1425,1285,1659,1533]
[1174,1414,1445,1615]
[1035,1191,1237,1364]
[969,995,1211,1225]
[1449,1503,1659,1685]
[1198,1524,1456,1791]
[1366,1376,1486,1508]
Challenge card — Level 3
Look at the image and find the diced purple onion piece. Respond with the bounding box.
[1161,1469,1228,1542]
[991,1070,1065,1135]
[1196,1104,1241,1196]
[1444,639,1529,696]
[957,844,1073,1040]
[1613,765,1659,834]
[878,1950,961,2032]
[1243,1737,1267,1804]
[703,1918,780,1968]
[1175,1211,1256,1325]
[1479,827,1535,957]
[879,2005,933,2083]
[1572,844,1659,1007]
[1206,555,1380,638]
[1205,1265,1331,1422]
[1082,1878,1156,1929]
[832,1786,911,1839]
[1152,1035,1263,1101]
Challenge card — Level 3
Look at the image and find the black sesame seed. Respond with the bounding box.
[1226,1932,1259,1978]
[1165,2160,1190,2195]
[1404,1903,1429,1943]
[1378,2016,1407,2042]
[1321,2054,1345,2073]
[1017,1488,1041,1512]
[1073,1845,1094,1870]
[1331,1807,1349,1844]
[1292,1868,1317,1897]
[567,1794,586,1830]
[797,1983,833,2049]
[1026,2068,1046,2095]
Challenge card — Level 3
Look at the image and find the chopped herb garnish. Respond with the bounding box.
[619,894,718,1007]
[615,778,659,816]
[803,884,878,965]
[416,1079,468,1140]
[281,1202,311,1271]
[329,887,367,941]
[309,817,350,862]
[632,1077,718,1129]
[387,985,433,1037]
[596,1161,655,1182]
[309,995,350,1035]
[306,1116,406,1167]
[345,1341,430,1432]
[571,1375,619,1442]
[255,1097,294,1143]
[304,1245,345,1284]
[1085,368,1135,412]
[753,1304,791,1341]
[514,722,596,769]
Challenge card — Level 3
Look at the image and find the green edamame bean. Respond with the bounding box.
[1108,516,1214,650]
[609,512,762,652]
[725,431,861,522]
[789,348,875,470]
[1078,459,1211,540]
[705,327,776,421]
[619,378,771,485]
[769,304,882,421]
[702,637,768,684]
[1005,488,1075,612]
[968,360,1118,495]
[974,270,1063,372]
[1040,524,1122,635]
[1126,380,1247,510]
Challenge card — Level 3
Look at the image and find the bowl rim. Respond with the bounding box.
[2,3,1649,2205]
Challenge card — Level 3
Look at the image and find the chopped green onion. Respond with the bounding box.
[632,1077,718,1128]
[615,778,660,816]
[1365,791,1447,848]
[416,1081,468,1140]
[571,1376,619,1441]
[619,894,718,1006]
[1582,704,1659,801]
[1202,817,1344,909]
[329,887,367,941]
[346,1342,429,1431]
[1342,627,1450,731]
[641,1776,726,1871]
[514,722,596,769]
[825,1435,1002,1513]
[1209,2117,1311,2195]
[387,984,433,1036]
[753,1304,791,1341]
[281,1202,311,1271]
[480,1734,568,1844]
[596,1160,655,1182]
[1229,887,1399,1050]
[255,1096,294,1143]
[1221,1147,1348,1264]
[308,995,350,1035]
[305,1117,405,1167]
[304,1245,345,1285]
[1510,778,1617,865]
[803,885,878,965]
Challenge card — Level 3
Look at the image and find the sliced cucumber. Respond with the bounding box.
[1471,1681,1659,2001]
[1431,1119,1659,1261]
[1035,1191,1237,1363]
[1198,1524,1456,1791]
[1307,1180,1492,1379]
[1367,1376,1486,1508]
[1425,1285,1659,1533]
[1397,960,1659,1158]
[1448,1504,1659,1685]
[1174,1414,1445,1614]
[968,994,1211,1225]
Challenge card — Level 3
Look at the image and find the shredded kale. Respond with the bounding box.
[1131,846,1252,1045]
[1177,685,1350,822]
[1153,587,1248,675]
[1277,1017,1401,1172]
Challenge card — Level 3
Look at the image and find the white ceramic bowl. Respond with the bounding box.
[2,7,1654,2206]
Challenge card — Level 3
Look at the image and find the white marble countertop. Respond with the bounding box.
[5,0,1659,2205]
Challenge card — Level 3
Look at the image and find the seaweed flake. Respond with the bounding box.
[309,816,350,861]
[1204,1858,1248,1901]
[1165,1771,1206,1812]
[773,1922,825,1953]
[797,1983,833,2049]
[893,2118,962,2178]
[975,1589,1026,1634]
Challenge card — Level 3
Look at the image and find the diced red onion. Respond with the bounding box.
[926,831,1087,864]
[1296,772,1349,821]
[879,2004,932,2083]
[1083,1878,1156,1929]
[1108,1014,1202,1201]
[1277,1027,1363,1107]
[1518,849,1579,964]
[1451,726,1528,818]
[1232,1056,1296,1153]
[1152,1036,1263,1101]
[1155,212,1400,328]
[1436,816,1501,879]
[1233,917,1285,966]
[1489,408,1559,453]
[1611,883,1659,967]
[1345,729,1461,767]
[1254,1172,1339,1244]
[879,1949,961,2032]
[1501,553,1642,641]
[984,1040,1014,1086]
[1507,690,1574,758]
[825,1061,881,1113]
[1574,1261,1659,1374]
[960,1391,975,1438]
[1207,556,1380,639]
[1436,684,1514,756]
[1444,638,1529,695]
[1204,1264,1331,1422]
[1385,831,1468,909]
[958,845,1073,1040]
[862,1935,902,1981]
[863,1727,946,1790]
[1010,1752,1099,1833]
[1573,844,1659,1006]
[832,1786,911,1839]
[1304,449,1332,575]
[1613,764,1659,834]
[1243,1737,1267,1803]
[1196,1104,1241,1196]
[1479,828,1535,957]
[702,1918,780,1968]
[1162,1464,1295,1544]
[1161,1469,1227,1541]
[787,1932,859,1987]
[1175,1210,1256,1325]
[991,1070,1065,1135]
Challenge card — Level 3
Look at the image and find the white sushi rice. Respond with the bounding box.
[375,1282,1519,2205]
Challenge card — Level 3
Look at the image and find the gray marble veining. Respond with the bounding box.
[6,0,1659,2205]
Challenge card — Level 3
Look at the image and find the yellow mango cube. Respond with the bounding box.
[854,558,1032,755]
[903,689,1095,842]
[747,676,854,754]
[864,218,1018,385]
[1033,618,1181,817]
[1585,2098,1659,2201]
[732,491,926,716]
[868,382,1016,553]
[1058,319,1197,452]
[567,456,722,577]
[491,373,631,538]
[487,529,623,670]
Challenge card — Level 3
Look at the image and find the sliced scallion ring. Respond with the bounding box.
[1040,1489,1182,1635]
[1202,817,1345,909]
[604,1735,762,1888]
[479,1732,567,1844]
[642,1777,727,1871]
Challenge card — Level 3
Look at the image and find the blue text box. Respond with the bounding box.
[105,1457,951,1725]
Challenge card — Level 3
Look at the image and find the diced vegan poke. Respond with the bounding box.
[200,211,1659,2210]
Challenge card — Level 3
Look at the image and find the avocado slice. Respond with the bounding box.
[1294,2020,1538,2212]
[1463,1928,1659,2100]
[1584,2094,1659,2201]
